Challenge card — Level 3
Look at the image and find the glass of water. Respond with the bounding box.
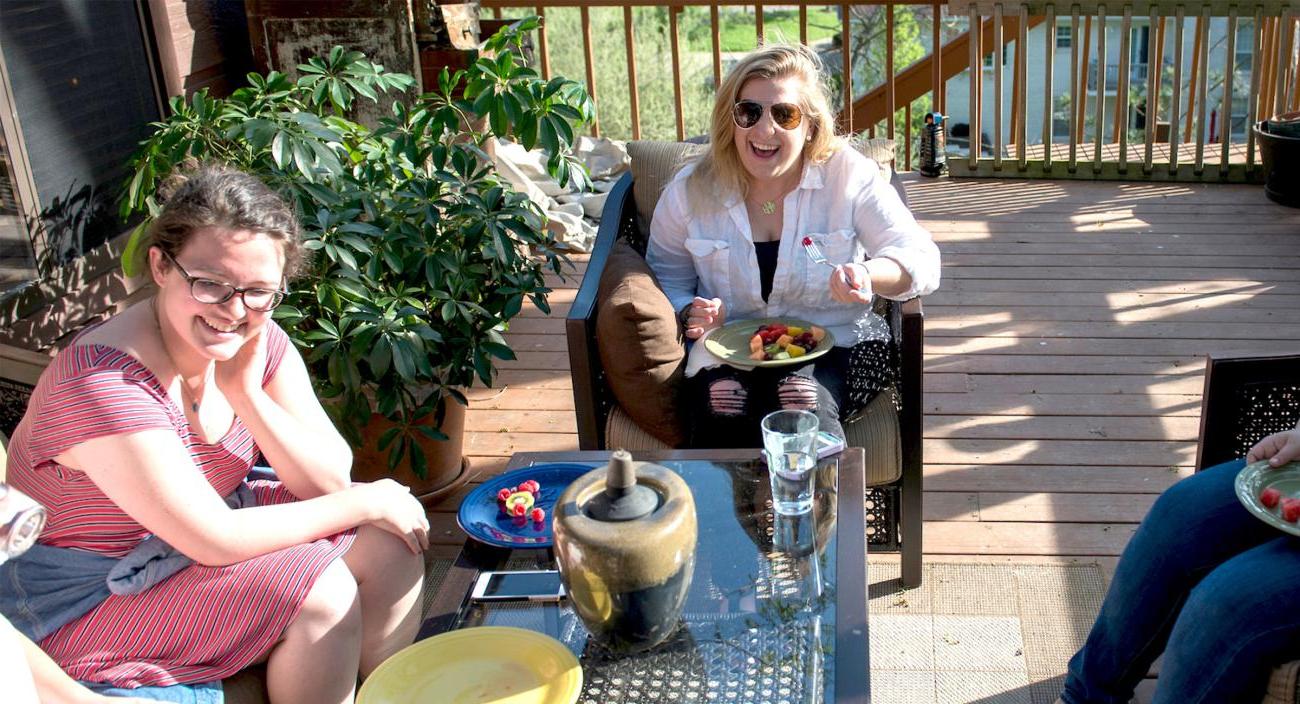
[761,409,819,515]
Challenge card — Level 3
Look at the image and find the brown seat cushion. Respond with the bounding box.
[625,140,707,233]
[596,240,687,447]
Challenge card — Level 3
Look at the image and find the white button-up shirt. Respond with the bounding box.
[646,146,941,348]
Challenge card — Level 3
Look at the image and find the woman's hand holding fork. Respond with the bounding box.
[829,263,873,304]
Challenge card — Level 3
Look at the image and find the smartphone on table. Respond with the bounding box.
[816,430,846,459]
[470,570,566,603]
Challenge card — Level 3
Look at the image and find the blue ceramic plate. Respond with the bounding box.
[457,464,595,548]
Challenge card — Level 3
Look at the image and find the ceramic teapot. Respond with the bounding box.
[551,450,697,652]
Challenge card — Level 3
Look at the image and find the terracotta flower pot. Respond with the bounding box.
[350,395,472,506]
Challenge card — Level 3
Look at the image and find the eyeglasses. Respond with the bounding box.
[732,100,805,131]
[163,251,287,312]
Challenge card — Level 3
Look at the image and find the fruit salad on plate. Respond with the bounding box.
[747,322,827,362]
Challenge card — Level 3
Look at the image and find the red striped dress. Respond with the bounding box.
[4,321,355,687]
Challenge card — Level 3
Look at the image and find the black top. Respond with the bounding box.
[755,241,780,302]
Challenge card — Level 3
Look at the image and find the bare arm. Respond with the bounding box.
[57,429,426,566]
[215,328,352,498]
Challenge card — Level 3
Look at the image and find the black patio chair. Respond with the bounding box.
[1194,352,1300,704]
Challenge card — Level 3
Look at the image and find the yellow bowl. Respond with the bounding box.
[357,626,582,704]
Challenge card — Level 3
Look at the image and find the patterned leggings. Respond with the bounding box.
[684,339,895,449]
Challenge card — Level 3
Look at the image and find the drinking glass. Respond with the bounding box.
[761,409,819,515]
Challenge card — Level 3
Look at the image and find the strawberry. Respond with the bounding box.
[1261,487,1283,509]
[1281,498,1300,523]
[530,507,546,523]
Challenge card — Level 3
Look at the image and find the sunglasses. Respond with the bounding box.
[732,100,805,130]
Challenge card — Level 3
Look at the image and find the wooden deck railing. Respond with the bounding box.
[479,1,1297,182]
[951,0,1296,182]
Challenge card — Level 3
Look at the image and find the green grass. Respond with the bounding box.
[685,7,841,53]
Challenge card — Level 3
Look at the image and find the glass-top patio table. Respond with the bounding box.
[421,448,870,704]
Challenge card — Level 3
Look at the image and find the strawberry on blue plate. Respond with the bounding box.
[456,463,594,548]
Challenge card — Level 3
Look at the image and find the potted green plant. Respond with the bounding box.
[119,18,595,501]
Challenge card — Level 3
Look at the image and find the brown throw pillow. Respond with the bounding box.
[596,240,687,447]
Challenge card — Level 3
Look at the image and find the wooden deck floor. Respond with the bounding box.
[432,175,1300,568]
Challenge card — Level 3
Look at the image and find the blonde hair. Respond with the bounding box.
[686,43,842,211]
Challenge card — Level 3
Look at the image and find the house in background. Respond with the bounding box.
[944,16,1256,153]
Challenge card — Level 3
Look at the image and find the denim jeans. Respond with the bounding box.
[1061,458,1300,703]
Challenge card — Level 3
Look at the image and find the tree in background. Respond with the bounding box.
[537,6,714,141]
[532,4,946,164]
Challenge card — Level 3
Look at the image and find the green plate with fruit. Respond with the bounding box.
[1235,460,1300,537]
[703,317,835,368]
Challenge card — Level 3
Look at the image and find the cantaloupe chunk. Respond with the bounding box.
[776,334,793,348]
[810,326,826,342]
[749,350,766,361]
[749,334,763,353]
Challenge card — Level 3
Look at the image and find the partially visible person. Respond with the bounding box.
[3,164,428,703]
[2,614,155,704]
[1059,420,1300,703]
[0,483,149,703]
[646,43,940,448]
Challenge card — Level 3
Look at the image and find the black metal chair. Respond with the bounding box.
[1195,353,1300,471]
[1193,353,1300,704]
[565,141,925,587]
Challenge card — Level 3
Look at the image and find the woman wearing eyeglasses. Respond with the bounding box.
[2,164,427,703]
[646,44,941,448]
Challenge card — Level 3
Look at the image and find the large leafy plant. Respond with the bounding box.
[120,18,594,476]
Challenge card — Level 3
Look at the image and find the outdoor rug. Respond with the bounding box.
[867,560,1106,704]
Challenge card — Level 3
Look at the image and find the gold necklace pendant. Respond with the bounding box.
[760,200,776,215]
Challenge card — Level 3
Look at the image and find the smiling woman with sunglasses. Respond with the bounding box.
[646,44,941,449]
[3,163,429,703]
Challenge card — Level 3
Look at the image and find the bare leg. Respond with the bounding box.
[342,524,425,675]
[266,559,361,704]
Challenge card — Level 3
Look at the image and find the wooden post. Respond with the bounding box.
[971,7,983,168]
[994,3,1004,170]
[1222,9,1237,176]
[887,5,896,139]
[1184,13,1203,139]
[1077,14,1092,144]
[669,4,684,141]
[580,5,599,137]
[624,6,640,140]
[1044,3,1055,169]
[535,5,550,79]
[843,3,854,134]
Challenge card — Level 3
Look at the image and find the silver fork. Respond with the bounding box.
[802,236,865,290]
[801,236,836,269]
